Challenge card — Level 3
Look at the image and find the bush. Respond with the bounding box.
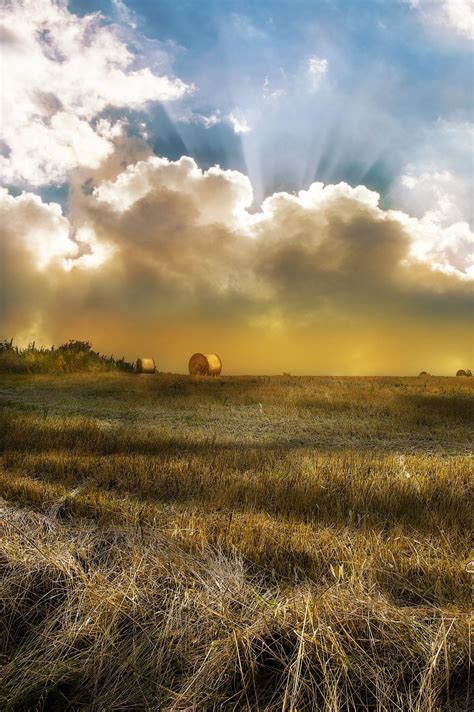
[0,339,133,374]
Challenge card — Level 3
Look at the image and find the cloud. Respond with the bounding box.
[193,111,222,129]
[307,56,328,90]
[263,76,286,101]
[396,169,469,225]
[0,0,190,186]
[1,156,472,373]
[390,120,473,235]
[231,13,266,40]
[176,109,251,135]
[405,0,474,40]
[0,187,77,269]
[93,155,254,225]
[0,187,78,343]
[111,0,138,30]
[228,113,252,135]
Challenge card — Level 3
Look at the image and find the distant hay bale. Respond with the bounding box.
[456,369,471,377]
[136,357,156,374]
[188,353,222,376]
[418,371,430,376]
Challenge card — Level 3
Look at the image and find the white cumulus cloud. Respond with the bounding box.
[228,113,252,135]
[390,121,473,237]
[0,0,190,186]
[0,187,77,269]
[406,0,474,40]
[93,155,253,227]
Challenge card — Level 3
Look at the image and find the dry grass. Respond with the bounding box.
[0,374,472,710]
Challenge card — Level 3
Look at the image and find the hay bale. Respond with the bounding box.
[456,369,468,377]
[136,357,156,374]
[418,371,430,376]
[188,353,222,376]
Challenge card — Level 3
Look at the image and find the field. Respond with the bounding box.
[0,373,472,711]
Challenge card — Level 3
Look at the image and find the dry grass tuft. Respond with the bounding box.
[0,373,472,710]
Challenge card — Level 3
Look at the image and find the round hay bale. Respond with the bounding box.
[136,357,156,374]
[466,369,472,377]
[456,369,467,377]
[419,371,430,376]
[188,353,222,376]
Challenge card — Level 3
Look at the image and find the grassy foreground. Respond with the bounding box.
[0,373,472,710]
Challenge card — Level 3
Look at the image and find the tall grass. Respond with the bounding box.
[0,339,133,373]
[0,373,472,710]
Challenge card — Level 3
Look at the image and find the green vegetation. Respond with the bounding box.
[0,339,133,374]
[0,372,472,710]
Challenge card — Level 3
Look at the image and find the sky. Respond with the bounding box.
[0,0,473,374]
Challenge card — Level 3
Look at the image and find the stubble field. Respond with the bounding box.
[0,373,472,710]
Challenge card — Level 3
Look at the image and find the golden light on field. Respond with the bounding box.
[26,308,470,376]
[2,1,473,709]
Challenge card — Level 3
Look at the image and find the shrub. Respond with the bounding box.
[0,339,133,374]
